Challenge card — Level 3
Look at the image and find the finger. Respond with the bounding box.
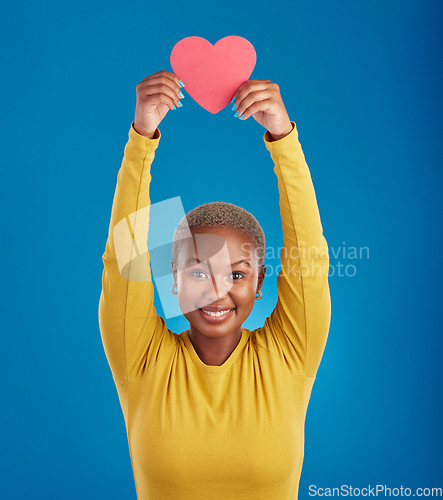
[139,76,182,100]
[232,82,272,111]
[143,70,183,89]
[234,89,274,117]
[157,70,184,90]
[234,79,270,95]
[238,97,277,120]
[139,74,183,100]
[148,92,178,111]
[138,82,181,107]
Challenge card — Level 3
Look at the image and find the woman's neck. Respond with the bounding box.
[188,327,242,366]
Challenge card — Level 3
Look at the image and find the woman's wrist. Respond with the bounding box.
[133,122,157,139]
[269,122,294,142]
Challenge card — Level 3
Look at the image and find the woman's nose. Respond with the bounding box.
[204,274,231,301]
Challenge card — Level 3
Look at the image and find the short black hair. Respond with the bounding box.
[172,201,265,267]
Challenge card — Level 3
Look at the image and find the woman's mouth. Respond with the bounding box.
[198,307,236,322]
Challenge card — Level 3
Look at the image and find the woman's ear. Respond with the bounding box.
[171,258,177,285]
[257,264,266,289]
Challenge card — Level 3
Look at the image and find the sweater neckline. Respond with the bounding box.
[182,329,247,373]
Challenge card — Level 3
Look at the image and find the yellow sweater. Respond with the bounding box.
[98,120,331,500]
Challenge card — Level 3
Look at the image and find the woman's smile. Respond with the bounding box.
[198,307,236,322]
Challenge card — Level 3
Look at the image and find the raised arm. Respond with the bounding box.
[98,71,184,387]
[261,123,331,378]
[231,80,331,378]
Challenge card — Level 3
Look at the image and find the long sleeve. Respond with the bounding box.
[258,121,331,378]
[98,122,177,389]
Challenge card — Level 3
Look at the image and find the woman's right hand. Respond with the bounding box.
[133,70,183,138]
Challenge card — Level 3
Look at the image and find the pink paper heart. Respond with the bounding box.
[170,36,257,114]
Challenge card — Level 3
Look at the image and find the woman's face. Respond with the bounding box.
[171,226,266,339]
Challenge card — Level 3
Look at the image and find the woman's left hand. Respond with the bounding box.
[232,80,294,141]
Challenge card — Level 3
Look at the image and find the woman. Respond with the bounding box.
[99,70,331,499]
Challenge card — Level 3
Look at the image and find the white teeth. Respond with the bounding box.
[201,308,233,317]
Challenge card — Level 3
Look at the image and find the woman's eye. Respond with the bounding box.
[230,271,245,280]
[190,270,245,280]
[191,270,208,279]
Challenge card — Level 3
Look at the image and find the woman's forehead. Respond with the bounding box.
[178,229,258,265]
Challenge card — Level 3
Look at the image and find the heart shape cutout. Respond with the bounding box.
[170,36,256,114]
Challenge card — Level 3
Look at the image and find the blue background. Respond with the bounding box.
[1,0,441,498]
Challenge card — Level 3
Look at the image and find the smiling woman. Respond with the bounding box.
[170,205,267,366]
[98,70,331,500]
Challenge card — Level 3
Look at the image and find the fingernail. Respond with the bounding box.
[173,105,176,110]
[234,110,239,118]
[231,103,236,111]
[239,114,244,120]
[230,96,236,104]
[179,80,185,87]
[179,91,185,98]
[178,101,183,107]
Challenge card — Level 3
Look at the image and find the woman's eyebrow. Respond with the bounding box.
[185,257,207,266]
[185,257,251,267]
[231,259,251,267]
